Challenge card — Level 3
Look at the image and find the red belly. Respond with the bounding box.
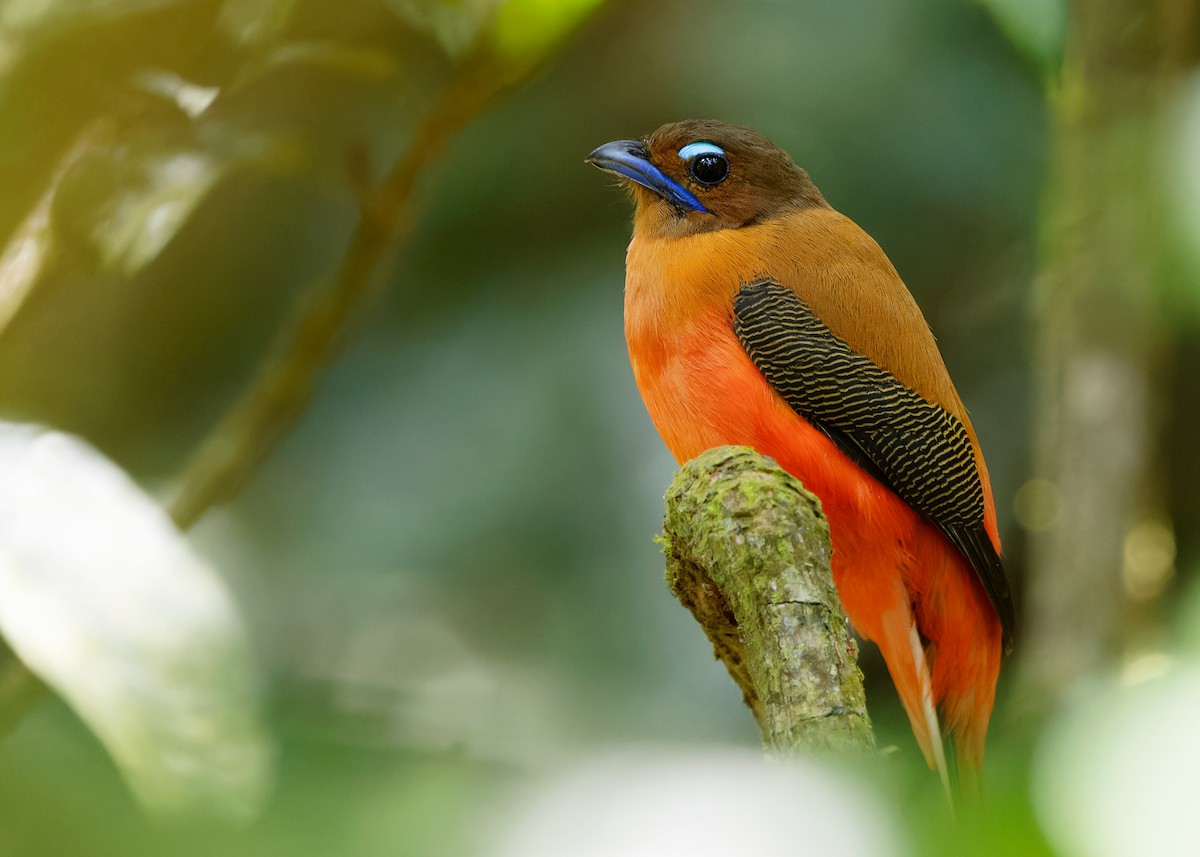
[628,311,1001,767]
[630,312,920,618]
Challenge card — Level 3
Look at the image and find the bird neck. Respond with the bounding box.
[624,218,793,345]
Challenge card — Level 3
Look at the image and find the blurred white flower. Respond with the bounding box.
[1033,660,1200,857]
[482,747,905,857]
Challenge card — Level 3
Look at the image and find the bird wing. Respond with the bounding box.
[733,279,1015,648]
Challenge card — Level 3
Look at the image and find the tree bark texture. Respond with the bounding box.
[663,446,874,756]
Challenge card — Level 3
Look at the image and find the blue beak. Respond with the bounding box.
[586,139,709,214]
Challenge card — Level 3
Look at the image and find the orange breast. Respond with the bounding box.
[624,208,1000,545]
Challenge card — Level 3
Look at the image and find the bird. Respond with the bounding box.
[586,120,1014,788]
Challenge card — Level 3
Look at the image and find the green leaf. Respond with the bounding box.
[0,126,100,338]
[218,0,301,46]
[385,0,603,63]
[60,114,297,278]
[491,0,604,62]
[0,161,56,337]
[0,423,272,821]
[976,0,1067,76]
[90,147,226,277]
[133,70,221,118]
[0,0,183,87]
[385,0,502,59]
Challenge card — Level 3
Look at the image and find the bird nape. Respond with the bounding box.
[587,119,1014,794]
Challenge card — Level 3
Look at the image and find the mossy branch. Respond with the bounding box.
[663,446,873,755]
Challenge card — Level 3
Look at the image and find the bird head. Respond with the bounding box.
[587,119,828,239]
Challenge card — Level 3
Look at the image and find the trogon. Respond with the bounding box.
[588,119,1015,787]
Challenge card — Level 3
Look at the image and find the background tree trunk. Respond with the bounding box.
[1018,0,1200,705]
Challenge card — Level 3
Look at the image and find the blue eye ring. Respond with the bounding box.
[679,141,729,186]
[678,141,725,161]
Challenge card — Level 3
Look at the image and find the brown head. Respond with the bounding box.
[586,119,828,239]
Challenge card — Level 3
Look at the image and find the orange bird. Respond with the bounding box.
[587,120,1014,784]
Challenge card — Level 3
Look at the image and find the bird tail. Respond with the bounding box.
[873,590,952,805]
[833,536,963,805]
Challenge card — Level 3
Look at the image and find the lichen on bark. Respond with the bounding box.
[663,446,874,755]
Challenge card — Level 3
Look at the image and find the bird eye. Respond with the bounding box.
[678,141,728,186]
[690,153,728,185]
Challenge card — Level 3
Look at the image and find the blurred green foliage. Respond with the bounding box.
[976,0,1067,75]
[0,0,1198,854]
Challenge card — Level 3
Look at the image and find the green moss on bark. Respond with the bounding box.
[664,446,874,755]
